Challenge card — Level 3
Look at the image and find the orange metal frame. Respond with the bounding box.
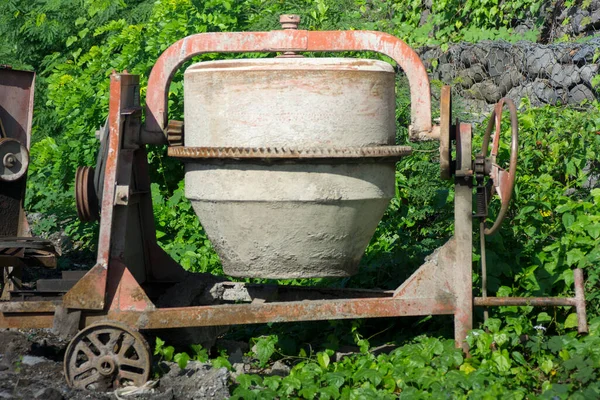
[0,28,588,353]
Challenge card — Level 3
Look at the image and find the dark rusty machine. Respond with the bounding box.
[0,16,589,390]
[0,66,59,301]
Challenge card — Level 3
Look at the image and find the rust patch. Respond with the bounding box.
[62,264,107,310]
[107,296,454,330]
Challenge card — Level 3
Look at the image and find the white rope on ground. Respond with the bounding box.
[113,380,158,399]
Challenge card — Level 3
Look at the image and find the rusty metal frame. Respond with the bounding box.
[143,29,437,142]
[0,27,589,357]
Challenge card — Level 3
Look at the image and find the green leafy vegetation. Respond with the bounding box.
[1,0,599,397]
[231,317,600,399]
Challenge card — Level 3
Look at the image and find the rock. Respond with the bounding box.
[439,45,461,64]
[420,47,442,70]
[33,387,63,400]
[468,81,503,103]
[160,362,229,400]
[494,67,525,95]
[486,47,512,77]
[456,64,486,88]
[0,391,13,399]
[554,46,574,64]
[506,84,542,108]
[527,47,556,77]
[550,63,580,87]
[231,363,249,379]
[513,21,534,35]
[217,339,249,359]
[583,161,599,189]
[532,79,564,105]
[333,345,360,363]
[571,10,590,35]
[21,355,50,366]
[191,367,229,400]
[419,9,430,26]
[436,63,455,84]
[460,46,487,67]
[580,64,599,84]
[569,84,596,104]
[573,45,596,64]
[591,9,600,26]
[228,348,244,365]
[269,360,290,377]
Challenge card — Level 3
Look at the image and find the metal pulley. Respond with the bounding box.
[476,98,519,236]
[439,86,519,236]
[75,119,108,222]
[0,137,29,182]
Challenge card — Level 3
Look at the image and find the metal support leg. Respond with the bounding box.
[454,123,473,352]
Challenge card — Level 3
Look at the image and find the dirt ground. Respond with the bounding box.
[0,329,232,400]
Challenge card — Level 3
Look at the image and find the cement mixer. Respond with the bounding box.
[0,16,588,390]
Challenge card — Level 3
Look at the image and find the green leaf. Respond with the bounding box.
[162,345,174,362]
[540,358,553,374]
[353,368,382,386]
[586,223,600,239]
[190,344,208,362]
[511,351,527,366]
[254,335,277,367]
[319,386,340,400]
[485,318,502,333]
[174,352,190,370]
[566,249,585,267]
[562,213,575,229]
[317,352,330,370]
[262,376,281,391]
[537,312,552,324]
[154,337,165,355]
[212,356,232,371]
[324,372,346,389]
[66,36,78,47]
[564,313,579,329]
[491,350,511,372]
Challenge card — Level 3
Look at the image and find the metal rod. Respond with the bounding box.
[479,220,489,322]
[574,268,588,334]
[474,297,577,307]
[90,296,456,330]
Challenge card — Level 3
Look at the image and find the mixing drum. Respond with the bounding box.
[181,58,399,278]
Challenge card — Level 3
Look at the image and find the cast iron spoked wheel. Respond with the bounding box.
[481,97,519,236]
[64,322,151,391]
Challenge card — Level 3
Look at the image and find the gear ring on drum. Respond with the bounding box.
[0,138,29,182]
[64,321,151,390]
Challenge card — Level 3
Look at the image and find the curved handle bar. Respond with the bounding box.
[481,98,519,236]
[144,30,435,141]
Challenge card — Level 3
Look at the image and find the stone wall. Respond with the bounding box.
[419,38,600,116]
